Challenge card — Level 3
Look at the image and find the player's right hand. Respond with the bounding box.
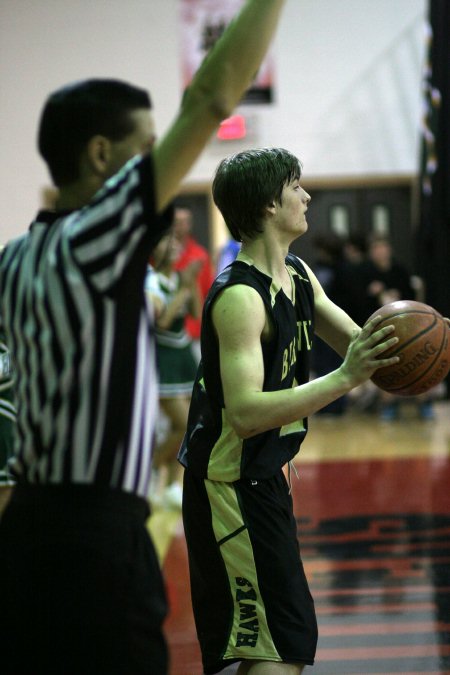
[340,316,400,387]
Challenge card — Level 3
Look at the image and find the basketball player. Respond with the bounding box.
[179,148,400,674]
[0,3,287,674]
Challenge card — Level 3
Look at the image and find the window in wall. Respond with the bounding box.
[371,203,391,236]
[329,204,350,237]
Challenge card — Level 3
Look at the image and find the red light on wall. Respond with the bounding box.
[217,115,247,140]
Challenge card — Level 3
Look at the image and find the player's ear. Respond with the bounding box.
[85,135,112,176]
[265,200,277,215]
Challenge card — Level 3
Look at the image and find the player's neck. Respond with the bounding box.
[239,236,289,280]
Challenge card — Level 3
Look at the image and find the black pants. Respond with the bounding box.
[0,483,168,675]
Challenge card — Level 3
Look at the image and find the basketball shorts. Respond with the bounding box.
[0,483,168,675]
[182,468,318,674]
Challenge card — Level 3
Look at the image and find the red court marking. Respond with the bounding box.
[293,457,450,519]
[318,644,450,660]
[300,525,450,545]
[318,621,450,636]
[373,540,450,552]
[312,584,450,597]
[163,535,202,674]
[315,601,436,615]
[303,555,450,575]
[163,455,450,674]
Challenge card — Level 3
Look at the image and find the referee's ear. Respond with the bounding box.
[84,135,113,180]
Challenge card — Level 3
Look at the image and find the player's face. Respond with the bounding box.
[277,179,310,240]
[106,109,156,177]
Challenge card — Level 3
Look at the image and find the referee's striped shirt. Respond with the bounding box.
[0,154,170,497]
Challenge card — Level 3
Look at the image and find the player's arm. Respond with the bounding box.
[152,0,285,211]
[302,260,361,358]
[213,284,400,439]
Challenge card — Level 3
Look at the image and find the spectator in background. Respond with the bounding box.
[145,232,201,509]
[343,232,366,266]
[311,233,347,416]
[360,234,434,420]
[173,206,215,361]
[360,234,414,319]
[334,232,378,412]
[337,232,368,326]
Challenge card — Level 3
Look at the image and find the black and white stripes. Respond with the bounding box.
[0,154,167,497]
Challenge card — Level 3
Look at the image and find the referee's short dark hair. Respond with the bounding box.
[38,79,152,187]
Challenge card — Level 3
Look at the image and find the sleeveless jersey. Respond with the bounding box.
[179,252,315,481]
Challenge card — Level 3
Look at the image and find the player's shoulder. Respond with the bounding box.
[216,280,261,303]
[210,268,264,313]
[211,283,265,337]
[286,252,311,281]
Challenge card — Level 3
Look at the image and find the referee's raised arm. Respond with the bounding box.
[153,0,286,212]
[0,3,288,675]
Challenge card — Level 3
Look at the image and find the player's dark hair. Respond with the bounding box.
[38,79,152,187]
[212,147,302,241]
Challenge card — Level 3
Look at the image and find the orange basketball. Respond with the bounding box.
[366,300,450,396]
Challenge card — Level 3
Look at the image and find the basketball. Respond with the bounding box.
[366,300,450,396]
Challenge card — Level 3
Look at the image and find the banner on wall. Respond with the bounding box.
[179,0,275,104]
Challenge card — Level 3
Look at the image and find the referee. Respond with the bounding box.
[0,3,287,674]
[0,326,16,495]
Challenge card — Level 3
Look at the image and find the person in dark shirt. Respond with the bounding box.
[310,233,348,415]
[360,234,436,420]
[179,147,400,674]
[360,234,414,320]
[336,232,368,327]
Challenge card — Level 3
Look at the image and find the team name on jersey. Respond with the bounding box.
[234,577,259,648]
[281,319,313,381]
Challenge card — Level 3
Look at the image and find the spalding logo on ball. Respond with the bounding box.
[365,300,450,396]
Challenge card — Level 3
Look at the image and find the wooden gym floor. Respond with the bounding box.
[149,399,450,675]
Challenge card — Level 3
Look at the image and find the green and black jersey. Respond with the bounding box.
[179,252,314,481]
